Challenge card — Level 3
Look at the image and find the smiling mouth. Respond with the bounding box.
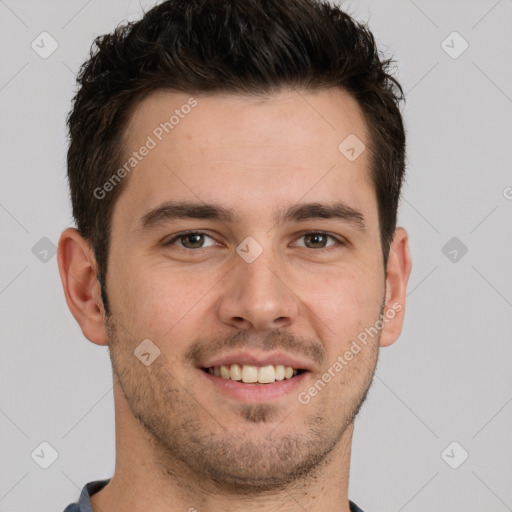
[202,364,306,384]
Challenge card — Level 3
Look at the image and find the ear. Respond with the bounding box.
[379,227,412,348]
[57,228,108,346]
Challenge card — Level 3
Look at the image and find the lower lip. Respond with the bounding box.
[198,368,309,403]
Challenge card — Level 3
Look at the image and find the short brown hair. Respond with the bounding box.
[66,0,406,315]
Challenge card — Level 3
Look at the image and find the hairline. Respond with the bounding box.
[96,84,387,313]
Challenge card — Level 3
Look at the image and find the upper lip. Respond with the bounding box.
[199,351,314,372]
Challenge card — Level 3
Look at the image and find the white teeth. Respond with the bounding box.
[274,364,285,381]
[257,365,275,384]
[220,365,230,379]
[241,365,258,383]
[229,363,242,381]
[206,363,300,383]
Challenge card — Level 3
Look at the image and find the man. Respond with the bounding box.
[58,0,412,510]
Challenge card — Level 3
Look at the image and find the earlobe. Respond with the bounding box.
[57,228,109,346]
[379,227,412,348]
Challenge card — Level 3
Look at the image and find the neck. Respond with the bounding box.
[91,382,355,512]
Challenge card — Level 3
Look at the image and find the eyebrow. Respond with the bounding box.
[137,200,367,232]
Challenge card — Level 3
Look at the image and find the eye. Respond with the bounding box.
[292,232,343,249]
[164,231,217,249]
[163,230,346,251]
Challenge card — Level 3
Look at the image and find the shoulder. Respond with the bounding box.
[62,505,80,512]
[349,500,367,512]
[61,478,111,512]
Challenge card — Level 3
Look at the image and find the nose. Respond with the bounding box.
[217,247,299,332]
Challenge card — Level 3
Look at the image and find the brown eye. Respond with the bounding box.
[293,232,340,249]
[165,231,217,249]
[304,233,329,248]
[180,233,205,248]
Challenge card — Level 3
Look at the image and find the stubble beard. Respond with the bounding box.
[104,313,380,494]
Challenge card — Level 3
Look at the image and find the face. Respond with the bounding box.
[103,87,388,491]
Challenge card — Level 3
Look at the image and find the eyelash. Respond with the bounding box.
[163,230,347,252]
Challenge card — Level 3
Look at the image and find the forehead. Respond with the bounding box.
[115,87,377,231]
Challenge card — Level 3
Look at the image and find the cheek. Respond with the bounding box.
[305,265,383,327]
[114,261,220,341]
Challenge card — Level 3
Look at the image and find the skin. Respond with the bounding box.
[58,87,411,512]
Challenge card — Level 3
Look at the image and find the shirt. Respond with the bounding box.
[62,478,366,511]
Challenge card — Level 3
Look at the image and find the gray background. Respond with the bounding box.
[1,0,511,510]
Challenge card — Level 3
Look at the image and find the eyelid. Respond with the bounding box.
[164,230,218,247]
[290,230,347,248]
[164,229,348,249]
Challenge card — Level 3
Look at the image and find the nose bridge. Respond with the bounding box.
[240,246,280,297]
[218,238,298,331]
[235,231,280,286]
